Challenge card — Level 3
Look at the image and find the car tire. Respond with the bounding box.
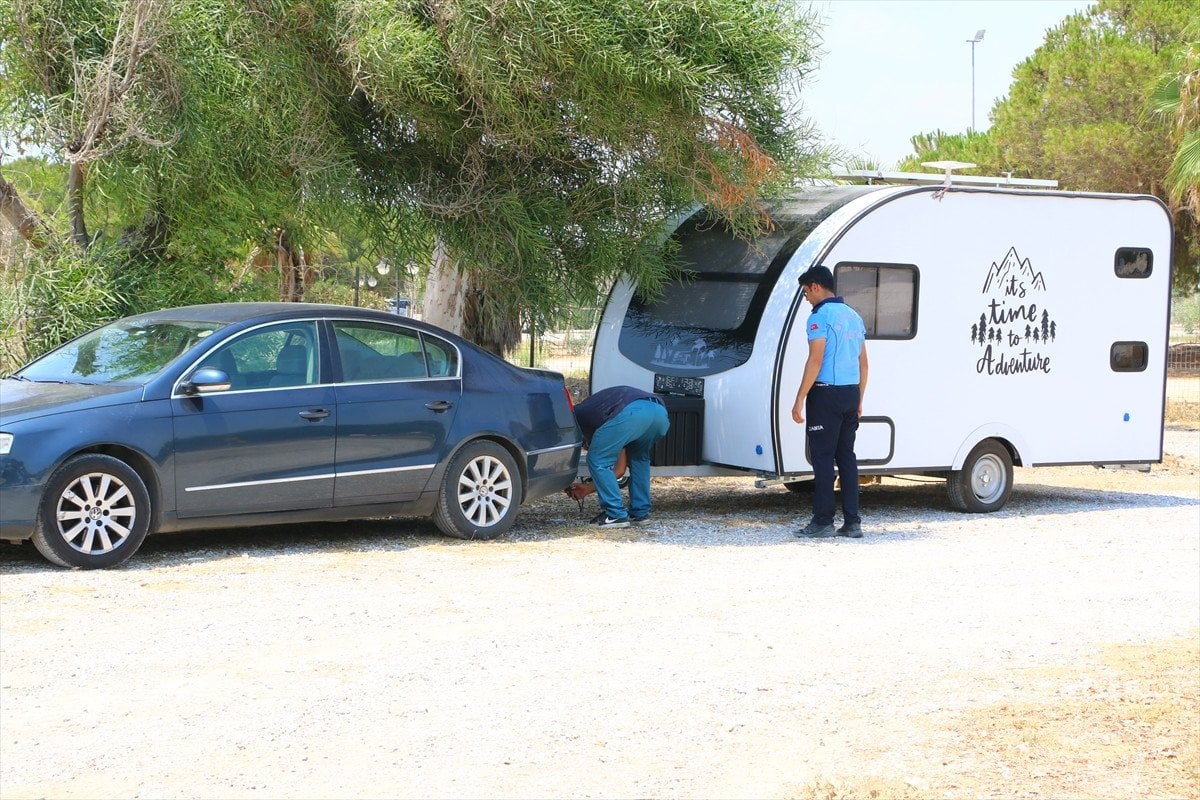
[783,479,815,493]
[31,454,152,569]
[946,439,1013,513]
[433,441,523,540]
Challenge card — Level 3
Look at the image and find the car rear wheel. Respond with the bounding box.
[31,454,152,569]
[433,441,522,540]
[946,439,1013,513]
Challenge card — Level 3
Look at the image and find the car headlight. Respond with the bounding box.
[0,433,11,455]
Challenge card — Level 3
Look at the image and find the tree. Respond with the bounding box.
[896,129,1004,175]
[1,0,375,365]
[988,0,1199,288]
[1,0,825,358]
[1152,37,1199,225]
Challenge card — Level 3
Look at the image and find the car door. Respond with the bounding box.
[172,321,336,517]
[330,320,462,505]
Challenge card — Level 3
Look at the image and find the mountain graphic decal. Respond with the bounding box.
[970,246,1055,376]
[981,246,1047,294]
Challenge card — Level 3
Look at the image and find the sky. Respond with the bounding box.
[799,0,1094,169]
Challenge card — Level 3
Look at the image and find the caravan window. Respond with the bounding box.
[616,189,876,376]
[1110,341,1148,372]
[1114,248,1152,278]
[834,263,918,339]
[617,214,799,375]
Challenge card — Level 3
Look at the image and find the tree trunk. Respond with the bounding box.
[67,160,90,246]
[276,229,306,302]
[462,286,521,357]
[422,236,521,356]
[0,171,50,247]
[423,236,469,335]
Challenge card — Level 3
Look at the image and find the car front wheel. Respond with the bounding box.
[433,441,522,540]
[32,454,152,569]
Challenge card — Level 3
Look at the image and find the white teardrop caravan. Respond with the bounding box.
[589,184,1173,511]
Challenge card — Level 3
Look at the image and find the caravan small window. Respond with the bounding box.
[1110,341,1148,372]
[1114,248,1152,278]
[834,263,919,339]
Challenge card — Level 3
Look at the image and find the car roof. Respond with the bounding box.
[119,302,491,360]
[127,302,447,333]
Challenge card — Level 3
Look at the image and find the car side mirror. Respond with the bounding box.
[180,367,232,395]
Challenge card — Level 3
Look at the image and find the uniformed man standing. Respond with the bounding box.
[791,266,869,538]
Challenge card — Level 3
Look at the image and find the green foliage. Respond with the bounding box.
[1172,292,1200,335]
[0,0,826,355]
[988,0,1199,290]
[897,130,1003,174]
[1151,37,1199,220]
[0,156,67,214]
[304,277,357,307]
[1,243,125,370]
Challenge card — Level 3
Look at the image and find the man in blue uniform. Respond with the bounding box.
[791,266,869,538]
[572,385,670,528]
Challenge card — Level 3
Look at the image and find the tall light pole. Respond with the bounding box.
[967,29,985,132]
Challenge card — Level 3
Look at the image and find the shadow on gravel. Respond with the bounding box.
[0,517,444,573]
[508,477,1200,548]
[647,479,1196,520]
[4,480,1194,570]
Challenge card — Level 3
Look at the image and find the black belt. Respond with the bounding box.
[813,382,855,388]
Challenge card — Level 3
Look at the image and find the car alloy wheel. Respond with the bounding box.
[32,454,152,569]
[433,441,523,540]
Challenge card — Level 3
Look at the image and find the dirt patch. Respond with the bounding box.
[784,635,1200,800]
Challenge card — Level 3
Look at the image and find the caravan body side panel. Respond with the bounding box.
[776,188,1171,473]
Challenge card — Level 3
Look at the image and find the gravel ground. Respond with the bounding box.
[1,429,1197,800]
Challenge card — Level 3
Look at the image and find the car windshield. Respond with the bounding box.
[17,319,223,385]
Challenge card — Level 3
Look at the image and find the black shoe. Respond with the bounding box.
[796,521,836,538]
[589,512,630,529]
[629,514,650,525]
[837,521,862,538]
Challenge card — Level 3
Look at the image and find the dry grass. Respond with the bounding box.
[941,635,1200,799]
[787,633,1200,800]
[785,635,1200,800]
[1166,398,1200,428]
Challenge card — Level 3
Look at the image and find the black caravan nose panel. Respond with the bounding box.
[652,395,705,466]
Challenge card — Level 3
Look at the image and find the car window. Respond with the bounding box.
[18,320,222,385]
[195,322,318,390]
[422,334,459,377]
[334,322,428,381]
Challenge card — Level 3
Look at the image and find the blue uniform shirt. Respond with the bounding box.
[806,297,866,385]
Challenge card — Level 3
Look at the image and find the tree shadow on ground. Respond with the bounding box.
[3,479,1195,570]
[0,518,443,573]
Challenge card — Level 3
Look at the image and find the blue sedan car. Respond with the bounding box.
[0,303,582,568]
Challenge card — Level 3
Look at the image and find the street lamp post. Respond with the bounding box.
[967,29,985,132]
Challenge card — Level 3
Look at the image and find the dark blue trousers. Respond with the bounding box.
[806,385,861,526]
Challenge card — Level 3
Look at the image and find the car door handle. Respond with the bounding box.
[298,408,332,421]
[425,400,454,413]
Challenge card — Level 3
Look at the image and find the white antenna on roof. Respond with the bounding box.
[922,160,977,186]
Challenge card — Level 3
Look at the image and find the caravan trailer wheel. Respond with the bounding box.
[947,440,1013,513]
